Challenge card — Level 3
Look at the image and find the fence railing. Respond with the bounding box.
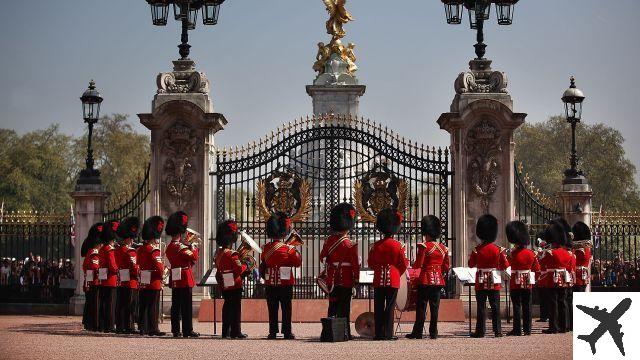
[103,163,151,221]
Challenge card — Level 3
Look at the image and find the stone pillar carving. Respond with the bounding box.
[69,183,108,315]
[438,58,526,267]
[139,59,227,295]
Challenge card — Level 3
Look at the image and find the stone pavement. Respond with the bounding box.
[0,316,572,360]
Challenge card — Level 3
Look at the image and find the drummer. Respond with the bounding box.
[406,215,450,339]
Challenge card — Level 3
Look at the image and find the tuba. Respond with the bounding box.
[285,229,304,247]
[184,228,202,248]
[236,231,262,272]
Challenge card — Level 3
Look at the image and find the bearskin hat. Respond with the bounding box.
[476,214,498,243]
[100,220,120,244]
[216,220,239,248]
[421,215,441,239]
[117,217,140,240]
[329,203,356,232]
[166,211,188,236]
[376,208,403,237]
[142,216,165,241]
[506,220,529,246]
[266,212,291,239]
[551,217,572,247]
[544,221,567,246]
[572,221,591,241]
[81,222,103,257]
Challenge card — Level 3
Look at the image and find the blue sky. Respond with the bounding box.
[0,0,639,178]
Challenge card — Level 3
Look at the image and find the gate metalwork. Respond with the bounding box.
[591,212,640,289]
[103,164,151,222]
[0,211,73,262]
[514,163,561,244]
[211,114,454,299]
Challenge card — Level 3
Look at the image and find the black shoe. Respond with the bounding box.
[283,333,295,340]
[231,333,248,339]
[348,335,355,341]
[524,331,531,336]
[506,330,522,336]
[221,333,230,339]
[183,332,200,338]
[149,331,166,336]
[267,333,277,340]
[386,336,398,341]
[173,332,182,338]
[494,332,503,338]
[429,333,438,339]
[542,329,557,334]
[405,333,422,339]
[470,332,484,338]
[115,329,124,334]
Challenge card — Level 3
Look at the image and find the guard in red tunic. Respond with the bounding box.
[506,221,540,336]
[538,221,573,334]
[406,215,450,339]
[261,212,302,340]
[368,208,408,341]
[114,217,140,334]
[215,220,249,339]
[81,222,103,332]
[572,221,592,293]
[98,220,119,333]
[468,214,509,338]
[319,203,359,340]
[165,211,200,338]
[137,216,165,336]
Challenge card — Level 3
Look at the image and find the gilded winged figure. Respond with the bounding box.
[322,0,353,39]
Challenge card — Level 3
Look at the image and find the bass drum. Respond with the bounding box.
[354,311,375,338]
[396,268,420,312]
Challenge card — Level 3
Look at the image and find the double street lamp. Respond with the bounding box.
[146,0,227,60]
[441,0,519,59]
[78,80,103,185]
[561,76,587,185]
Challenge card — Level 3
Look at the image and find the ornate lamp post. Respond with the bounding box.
[441,0,518,59]
[78,80,103,185]
[561,76,587,184]
[146,0,226,59]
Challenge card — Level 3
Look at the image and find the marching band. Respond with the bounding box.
[78,207,591,340]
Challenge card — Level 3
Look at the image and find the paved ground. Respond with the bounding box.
[0,316,572,360]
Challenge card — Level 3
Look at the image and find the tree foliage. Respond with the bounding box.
[515,116,640,211]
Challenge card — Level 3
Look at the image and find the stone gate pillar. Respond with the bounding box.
[138,59,227,296]
[558,178,593,227]
[438,58,526,267]
[69,181,108,315]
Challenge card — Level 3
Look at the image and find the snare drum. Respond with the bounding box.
[396,268,420,312]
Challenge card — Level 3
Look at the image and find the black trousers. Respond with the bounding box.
[98,286,116,332]
[412,285,442,337]
[222,288,243,337]
[171,287,193,335]
[83,286,99,331]
[327,286,353,337]
[510,289,532,335]
[374,287,398,339]
[548,287,568,332]
[573,285,587,292]
[139,289,160,334]
[537,287,549,320]
[566,287,573,331]
[116,287,135,332]
[475,289,501,336]
[265,286,293,335]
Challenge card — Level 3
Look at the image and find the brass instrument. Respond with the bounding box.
[285,229,304,247]
[184,227,202,247]
[236,231,262,272]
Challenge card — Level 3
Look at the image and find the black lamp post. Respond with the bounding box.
[561,76,586,184]
[441,0,518,59]
[146,0,226,60]
[78,80,103,185]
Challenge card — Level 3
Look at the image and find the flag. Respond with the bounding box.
[70,205,76,248]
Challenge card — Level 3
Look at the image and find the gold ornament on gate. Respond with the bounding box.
[256,169,311,222]
[354,163,408,223]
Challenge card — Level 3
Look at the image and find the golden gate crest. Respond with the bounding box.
[256,169,311,222]
[354,163,408,222]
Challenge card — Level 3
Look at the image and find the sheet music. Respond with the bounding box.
[359,270,374,284]
[452,267,476,284]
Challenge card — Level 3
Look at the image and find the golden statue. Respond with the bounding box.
[322,0,353,40]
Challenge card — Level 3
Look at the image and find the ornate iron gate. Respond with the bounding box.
[211,114,454,298]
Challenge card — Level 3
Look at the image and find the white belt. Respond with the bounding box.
[515,270,531,274]
[331,262,352,267]
[577,266,588,271]
[541,268,566,274]
[478,268,497,273]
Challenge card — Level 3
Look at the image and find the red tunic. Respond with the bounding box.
[319,234,360,288]
[573,246,592,286]
[166,240,199,288]
[468,242,509,291]
[508,246,540,290]
[412,241,450,286]
[261,241,302,286]
[98,244,118,287]
[82,247,101,291]
[137,243,164,290]
[115,244,139,289]
[368,237,408,288]
[215,248,247,291]
[537,247,574,288]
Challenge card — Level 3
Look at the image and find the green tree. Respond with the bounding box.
[0,125,76,212]
[515,116,640,211]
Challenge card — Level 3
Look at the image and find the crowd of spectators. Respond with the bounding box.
[0,254,74,303]
[591,256,640,289]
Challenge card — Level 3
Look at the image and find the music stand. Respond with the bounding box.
[452,267,476,335]
[198,268,218,335]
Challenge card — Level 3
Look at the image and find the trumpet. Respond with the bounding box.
[184,227,202,247]
[236,231,262,272]
[285,229,304,247]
